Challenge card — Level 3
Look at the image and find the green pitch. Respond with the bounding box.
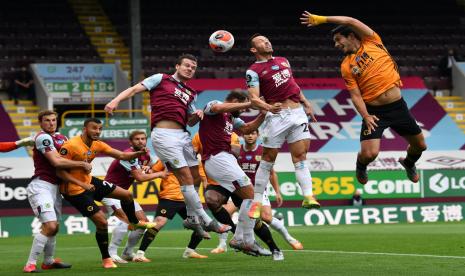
[1,222,464,275]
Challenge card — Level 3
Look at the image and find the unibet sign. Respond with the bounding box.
[272,171,421,200]
[0,183,27,201]
[425,170,465,197]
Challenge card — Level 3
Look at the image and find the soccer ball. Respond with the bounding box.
[209,30,234,53]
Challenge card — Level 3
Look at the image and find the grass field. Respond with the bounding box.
[1,222,464,275]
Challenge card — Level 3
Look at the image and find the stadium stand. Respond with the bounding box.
[100,0,465,90]
[0,0,100,92]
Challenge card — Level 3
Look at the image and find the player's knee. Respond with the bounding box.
[93,215,108,229]
[121,190,133,201]
[416,142,427,152]
[154,217,167,229]
[205,194,222,211]
[42,222,59,236]
[361,149,378,162]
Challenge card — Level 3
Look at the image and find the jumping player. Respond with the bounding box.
[300,11,427,183]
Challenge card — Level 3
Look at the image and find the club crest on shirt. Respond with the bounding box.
[246,155,252,161]
[281,62,290,68]
[271,65,279,71]
[56,139,64,145]
[351,65,361,76]
[255,156,261,162]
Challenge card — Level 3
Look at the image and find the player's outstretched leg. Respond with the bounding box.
[109,220,129,264]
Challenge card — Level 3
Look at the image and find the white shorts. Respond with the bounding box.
[261,106,311,148]
[27,178,62,223]
[101,197,143,215]
[205,151,252,193]
[151,128,198,169]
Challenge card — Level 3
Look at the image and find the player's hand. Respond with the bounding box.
[300,11,327,27]
[363,114,379,133]
[158,171,168,179]
[141,165,151,174]
[276,193,283,207]
[304,105,317,122]
[104,100,119,115]
[81,162,92,173]
[192,109,204,120]
[85,184,95,192]
[269,103,282,114]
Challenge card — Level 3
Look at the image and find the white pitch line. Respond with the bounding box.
[2,246,465,259]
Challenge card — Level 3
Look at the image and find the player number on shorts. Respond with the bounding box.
[102,181,114,188]
[301,123,309,132]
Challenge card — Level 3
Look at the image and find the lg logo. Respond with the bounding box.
[429,173,465,194]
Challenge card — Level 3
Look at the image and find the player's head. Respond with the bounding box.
[175,53,197,81]
[129,130,147,151]
[249,33,273,56]
[38,110,58,134]
[225,89,248,117]
[243,129,259,146]
[83,118,103,141]
[331,25,361,55]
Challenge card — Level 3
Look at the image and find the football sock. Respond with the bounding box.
[27,232,48,265]
[212,207,236,233]
[138,228,159,252]
[123,229,144,257]
[187,232,203,250]
[43,235,56,265]
[294,161,313,197]
[218,232,228,248]
[404,152,422,167]
[239,199,255,245]
[109,221,127,256]
[356,157,368,170]
[95,229,110,259]
[254,161,274,202]
[181,185,212,225]
[270,217,293,241]
[254,220,279,251]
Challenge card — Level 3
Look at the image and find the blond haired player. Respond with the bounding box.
[300,12,427,184]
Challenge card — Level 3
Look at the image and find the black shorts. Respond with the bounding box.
[63,177,117,217]
[361,98,422,141]
[205,184,243,207]
[155,198,187,220]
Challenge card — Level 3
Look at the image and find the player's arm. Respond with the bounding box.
[45,151,92,172]
[348,87,378,132]
[187,102,204,127]
[104,83,147,115]
[246,70,282,114]
[106,148,147,161]
[131,169,167,182]
[38,136,92,172]
[300,11,374,38]
[209,101,252,114]
[105,73,164,115]
[235,111,266,134]
[299,91,317,122]
[269,168,283,207]
[56,169,95,191]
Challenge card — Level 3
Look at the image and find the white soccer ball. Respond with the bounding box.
[209,30,234,53]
